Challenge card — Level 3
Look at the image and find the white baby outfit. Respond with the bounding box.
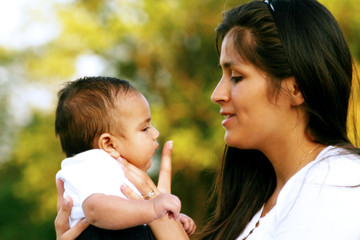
[56,149,141,227]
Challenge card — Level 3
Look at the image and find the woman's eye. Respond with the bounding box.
[142,127,149,132]
[231,76,243,83]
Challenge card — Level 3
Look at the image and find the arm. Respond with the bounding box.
[149,216,190,240]
[82,192,181,229]
[120,141,190,240]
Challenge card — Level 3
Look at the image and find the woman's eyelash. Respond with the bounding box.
[231,76,243,82]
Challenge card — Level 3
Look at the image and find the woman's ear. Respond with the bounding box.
[284,76,304,106]
[98,133,121,159]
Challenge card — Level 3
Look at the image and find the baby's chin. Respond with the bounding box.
[143,160,152,171]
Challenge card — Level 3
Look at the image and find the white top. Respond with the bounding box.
[237,146,360,240]
[56,149,141,227]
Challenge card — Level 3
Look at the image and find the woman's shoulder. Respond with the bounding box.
[272,146,360,239]
[277,145,360,210]
[298,146,360,186]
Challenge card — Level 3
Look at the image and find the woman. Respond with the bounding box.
[56,0,360,239]
[200,0,360,239]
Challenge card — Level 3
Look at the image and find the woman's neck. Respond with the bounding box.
[260,136,326,217]
[264,134,324,185]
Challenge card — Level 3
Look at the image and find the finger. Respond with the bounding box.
[56,179,65,212]
[158,141,173,193]
[187,218,196,236]
[170,195,181,221]
[55,196,73,238]
[167,211,180,221]
[182,220,190,232]
[190,222,197,236]
[124,163,159,195]
[121,184,143,200]
[119,157,159,195]
[179,213,196,236]
[179,214,190,231]
[60,218,89,240]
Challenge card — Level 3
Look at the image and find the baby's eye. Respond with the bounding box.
[231,76,243,83]
[142,127,150,132]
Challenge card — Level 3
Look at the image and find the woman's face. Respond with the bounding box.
[211,33,296,151]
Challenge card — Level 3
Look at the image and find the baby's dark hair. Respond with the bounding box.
[55,76,137,157]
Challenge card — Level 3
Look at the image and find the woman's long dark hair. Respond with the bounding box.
[200,147,276,240]
[199,0,360,239]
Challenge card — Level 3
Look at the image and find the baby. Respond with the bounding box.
[55,76,194,239]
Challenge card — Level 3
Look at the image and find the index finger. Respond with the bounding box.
[119,157,159,195]
[157,141,173,193]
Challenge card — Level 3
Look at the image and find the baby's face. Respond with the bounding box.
[111,92,159,171]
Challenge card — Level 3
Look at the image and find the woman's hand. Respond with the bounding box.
[120,140,173,197]
[55,179,89,240]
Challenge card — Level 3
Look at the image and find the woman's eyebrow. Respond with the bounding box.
[219,61,234,69]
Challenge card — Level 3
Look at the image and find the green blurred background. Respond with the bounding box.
[0,0,359,239]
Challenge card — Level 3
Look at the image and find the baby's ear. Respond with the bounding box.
[98,133,121,159]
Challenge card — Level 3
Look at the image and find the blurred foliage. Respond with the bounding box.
[0,113,60,239]
[0,0,359,239]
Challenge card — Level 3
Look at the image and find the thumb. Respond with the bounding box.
[167,195,181,221]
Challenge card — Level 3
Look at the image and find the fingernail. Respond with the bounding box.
[168,141,173,150]
[81,218,88,224]
[64,196,70,206]
[121,183,128,189]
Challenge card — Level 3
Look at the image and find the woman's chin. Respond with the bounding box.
[225,134,250,149]
[225,136,237,148]
[224,132,238,146]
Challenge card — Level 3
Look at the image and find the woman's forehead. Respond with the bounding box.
[220,35,246,67]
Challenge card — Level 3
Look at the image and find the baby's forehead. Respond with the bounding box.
[113,90,149,115]
[114,89,144,106]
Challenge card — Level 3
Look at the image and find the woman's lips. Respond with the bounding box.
[221,114,235,126]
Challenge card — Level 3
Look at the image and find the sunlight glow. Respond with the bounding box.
[0,0,62,49]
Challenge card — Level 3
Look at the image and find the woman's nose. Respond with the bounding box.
[211,77,230,104]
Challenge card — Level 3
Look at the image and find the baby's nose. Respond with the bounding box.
[153,127,160,140]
